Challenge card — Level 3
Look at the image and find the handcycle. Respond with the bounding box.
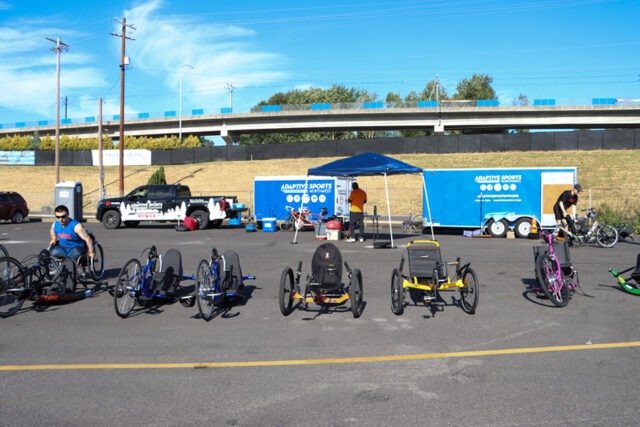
[0,243,100,317]
[279,206,321,231]
[195,247,255,321]
[279,242,363,318]
[556,208,618,248]
[608,253,640,296]
[390,240,478,316]
[532,230,580,307]
[113,246,196,318]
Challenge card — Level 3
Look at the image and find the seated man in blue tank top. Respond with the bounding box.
[49,205,95,260]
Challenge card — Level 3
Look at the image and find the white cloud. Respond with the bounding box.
[123,0,288,111]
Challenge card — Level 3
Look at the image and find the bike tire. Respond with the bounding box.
[596,224,618,248]
[114,259,140,318]
[536,254,569,307]
[0,256,26,318]
[90,243,105,280]
[196,259,215,321]
[460,267,479,314]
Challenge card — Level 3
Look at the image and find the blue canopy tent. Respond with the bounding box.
[295,152,433,247]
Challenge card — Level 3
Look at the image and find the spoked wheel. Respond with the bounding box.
[390,268,404,315]
[279,216,294,231]
[196,259,216,321]
[350,268,363,318]
[279,267,295,316]
[90,243,105,280]
[536,254,569,307]
[459,267,479,314]
[0,244,8,258]
[114,259,140,318]
[0,256,27,318]
[596,224,618,248]
[51,258,77,294]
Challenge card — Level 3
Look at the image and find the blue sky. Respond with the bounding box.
[0,0,638,126]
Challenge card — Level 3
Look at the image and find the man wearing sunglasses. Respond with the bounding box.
[49,205,95,260]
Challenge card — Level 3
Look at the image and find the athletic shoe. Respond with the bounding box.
[346,238,356,243]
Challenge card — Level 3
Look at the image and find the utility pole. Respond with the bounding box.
[46,36,69,184]
[225,82,234,110]
[98,98,105,200]
[111,18,135,196]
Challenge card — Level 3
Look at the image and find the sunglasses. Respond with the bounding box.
[55,214,67,219]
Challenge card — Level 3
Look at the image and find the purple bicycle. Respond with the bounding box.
[533,230,580,307]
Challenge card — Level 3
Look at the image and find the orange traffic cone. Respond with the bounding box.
[529,216,539,239]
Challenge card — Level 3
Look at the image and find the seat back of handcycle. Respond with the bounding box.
[405,240,447,286]
[310,242,344,291]
[153,248,182,296]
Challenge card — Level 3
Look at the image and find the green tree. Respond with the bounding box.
[147,166,167,185]
[453,74,496,100]
[28,131,41,150]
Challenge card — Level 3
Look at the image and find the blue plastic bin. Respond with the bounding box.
[262,218,276,232]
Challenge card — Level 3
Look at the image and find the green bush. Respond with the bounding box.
[597,203,640,235]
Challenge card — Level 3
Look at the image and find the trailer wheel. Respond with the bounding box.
[487,219,509,238]
[514,218,532,239]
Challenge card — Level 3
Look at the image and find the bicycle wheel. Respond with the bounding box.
[279,215,294,231]
[596,224,618,248]
[196,259,215,321]
[390,268,404,315]
[114,259,140,318]
[0,244,8,258]
[536,254,569,307]
[460,267,479,314]
[279,267,295,316]
[0,256,26,318]
[411,214,424,233]
[90,243,105,280]
[350,268,363,318]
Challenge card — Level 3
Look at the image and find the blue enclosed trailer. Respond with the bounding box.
[423,167,578,238]
[254,176,354,226]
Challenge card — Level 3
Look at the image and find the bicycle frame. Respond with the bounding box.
[535,231,576,306]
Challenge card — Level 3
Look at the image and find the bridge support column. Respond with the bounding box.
[221,124,239,144]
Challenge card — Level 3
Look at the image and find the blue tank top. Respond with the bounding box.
[54,219,83,250]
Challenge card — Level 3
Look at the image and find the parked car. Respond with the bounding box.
[0,191,29,223]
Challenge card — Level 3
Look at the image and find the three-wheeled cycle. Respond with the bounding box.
[113,246,196,318]
[390,240,479,316]
[195,247,255,321]
[0,236,105,317]
[279,242,363,318]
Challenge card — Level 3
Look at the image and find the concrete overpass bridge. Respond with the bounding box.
[1,103,639,144]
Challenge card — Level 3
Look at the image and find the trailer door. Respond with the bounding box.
[540,172,575,226]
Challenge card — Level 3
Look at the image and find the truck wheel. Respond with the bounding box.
[190,210,210,229]
[514,218,532,238]
[487,219,508,238]
[102,210,121,229]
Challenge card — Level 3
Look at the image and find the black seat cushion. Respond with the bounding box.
[221,250,243,291]
[153,249,182,296]
[311,242,343,290]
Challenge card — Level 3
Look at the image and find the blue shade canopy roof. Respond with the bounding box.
[307,152,422,177]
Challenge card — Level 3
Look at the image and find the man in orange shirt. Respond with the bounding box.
[347,182,367,242]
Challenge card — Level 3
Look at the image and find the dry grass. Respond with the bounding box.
[3,149,638,215]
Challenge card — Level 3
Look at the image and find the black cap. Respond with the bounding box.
[574,183,583,192]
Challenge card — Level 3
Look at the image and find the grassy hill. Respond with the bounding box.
[3,150,638,220]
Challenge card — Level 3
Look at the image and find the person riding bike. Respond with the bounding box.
[553,183,583,236]
[49,204,94,260]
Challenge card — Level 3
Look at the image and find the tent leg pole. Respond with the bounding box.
[384,173,394,248]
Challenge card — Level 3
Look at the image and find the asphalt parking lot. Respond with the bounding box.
[1,220,639,426]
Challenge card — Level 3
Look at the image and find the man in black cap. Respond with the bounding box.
[553,183,583,235]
